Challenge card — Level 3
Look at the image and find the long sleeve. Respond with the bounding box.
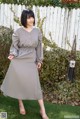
[36,29,43,64]
[9,30,19,57]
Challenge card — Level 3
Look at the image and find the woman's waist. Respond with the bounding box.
[18,47,36,55]
[18,46,36,50]
[15,49,36,59]
[14,56,37,63]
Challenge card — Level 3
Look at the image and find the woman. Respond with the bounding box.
[0,9,49,119]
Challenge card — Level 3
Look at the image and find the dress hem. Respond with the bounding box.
[0,89,43,100]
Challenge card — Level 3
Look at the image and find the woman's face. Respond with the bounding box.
[27,17,34,27]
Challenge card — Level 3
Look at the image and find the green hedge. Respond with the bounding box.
[0,26,13,83]
[0,0,80,8]
[40,48,69,82]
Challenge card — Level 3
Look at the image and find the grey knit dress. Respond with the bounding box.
[0,26,43,100]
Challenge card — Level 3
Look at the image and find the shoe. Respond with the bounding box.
[20,109,26,115]
[19,104,26,115]
[40,110,49,119]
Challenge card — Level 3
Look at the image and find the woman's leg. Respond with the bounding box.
[38,99,49,119]
[18,99,26,115]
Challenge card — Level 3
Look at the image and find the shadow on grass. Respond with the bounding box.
[0,94,80,119]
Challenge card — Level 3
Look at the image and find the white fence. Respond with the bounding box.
[0,3,80,50]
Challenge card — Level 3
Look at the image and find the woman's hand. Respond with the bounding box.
[37,62,42,69]
[8,55,14,60]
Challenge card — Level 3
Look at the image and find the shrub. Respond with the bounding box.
[0,26,13,84]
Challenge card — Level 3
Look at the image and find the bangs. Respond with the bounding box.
[27,10,35,19]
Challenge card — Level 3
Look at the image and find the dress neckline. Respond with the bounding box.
[22,26,35,33]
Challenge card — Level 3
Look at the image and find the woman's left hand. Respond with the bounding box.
[37,62,42,69]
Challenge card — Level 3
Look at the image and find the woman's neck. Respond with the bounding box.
[23,25,34,32]
[26,25,33,29]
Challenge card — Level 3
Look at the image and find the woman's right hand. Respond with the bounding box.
[8,55,14,60]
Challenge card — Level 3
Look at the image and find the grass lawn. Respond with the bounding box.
[0,94,80,119]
